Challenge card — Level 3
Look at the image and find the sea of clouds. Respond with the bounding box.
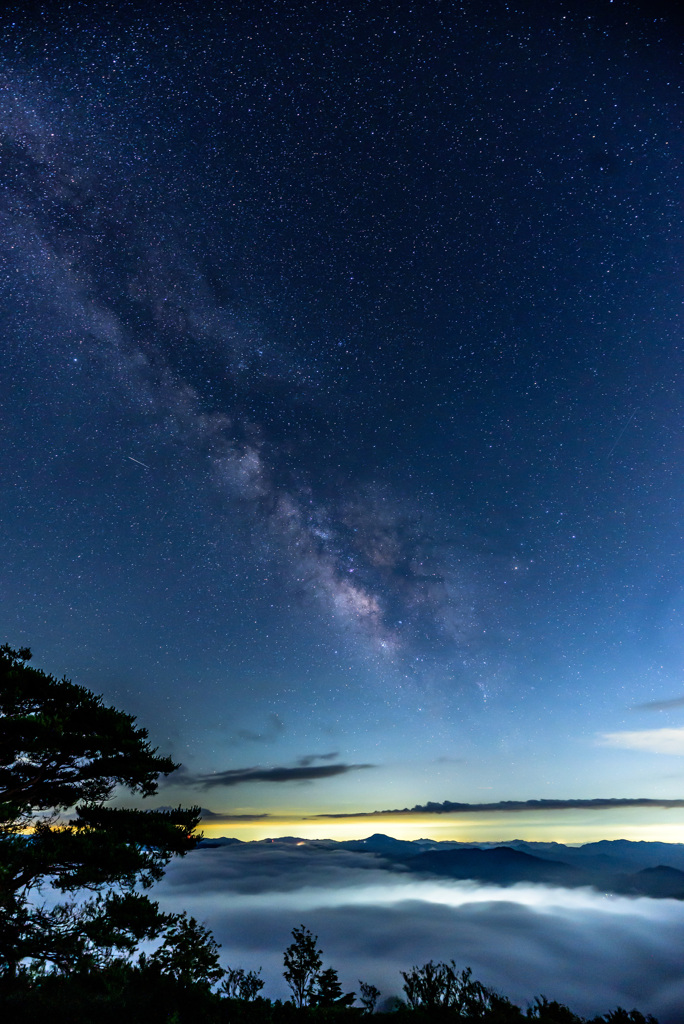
[151,844,684,1021]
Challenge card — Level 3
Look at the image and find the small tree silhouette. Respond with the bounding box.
[314,967,343,1005]
[145,914,223,989]
[313,966,355,1007]
[222,965,265,1001]
[283,924,323,1008]
[359,979,381,1014]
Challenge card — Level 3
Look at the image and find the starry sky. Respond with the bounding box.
[2,0,683,842]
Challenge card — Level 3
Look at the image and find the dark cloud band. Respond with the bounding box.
[632,697,684,712]
[199,809,271,822]
[312,797,684,818]
[190,762,375,789]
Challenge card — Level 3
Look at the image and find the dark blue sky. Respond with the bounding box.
[1,0,683,839]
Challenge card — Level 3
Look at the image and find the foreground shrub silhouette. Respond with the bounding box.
[401,961,493,1015]
[0,924,661,1024]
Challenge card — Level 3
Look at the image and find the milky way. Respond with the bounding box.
[1,62,489,672]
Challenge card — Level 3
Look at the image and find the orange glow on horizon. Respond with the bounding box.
[198,808,684,845]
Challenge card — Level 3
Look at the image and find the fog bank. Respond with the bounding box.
[151,844,684,1021]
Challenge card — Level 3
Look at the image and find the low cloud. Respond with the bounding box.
[200,811,272,822]
[188,762,375,789]
[152,843,684,1022]
[632,697,684,712]
[313,797,684,819]
[600,729,684,755]
[297,753,339,767]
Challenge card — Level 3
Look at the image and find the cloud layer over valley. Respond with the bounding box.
[152,842,684,1022]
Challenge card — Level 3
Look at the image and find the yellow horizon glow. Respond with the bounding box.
[199,809,684,845]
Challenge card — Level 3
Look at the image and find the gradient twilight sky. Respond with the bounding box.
[2,0,683,841]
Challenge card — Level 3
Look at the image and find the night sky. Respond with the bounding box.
[2,0,683,841]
